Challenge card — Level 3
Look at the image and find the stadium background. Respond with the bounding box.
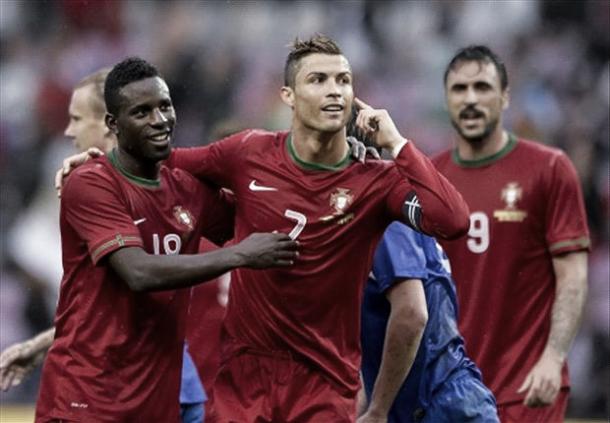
[0,1,607,421]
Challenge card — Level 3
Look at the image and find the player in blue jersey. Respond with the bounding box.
[358,221,499,422]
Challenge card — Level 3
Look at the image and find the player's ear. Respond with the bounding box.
[105,113,118,135]
[280,86,294,108]
[502,87,510,110]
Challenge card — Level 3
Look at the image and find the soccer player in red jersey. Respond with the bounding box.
[433,46,590,423]
[1,68,207,422]
[165,35,470,421]
[34,58,298,423]
[1,68,113,394]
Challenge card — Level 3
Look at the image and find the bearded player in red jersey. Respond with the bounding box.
[433,46,590,423]
[163,35,469,422]
[34,58,299,423]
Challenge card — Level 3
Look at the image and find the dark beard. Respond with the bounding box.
[451,116,499,144]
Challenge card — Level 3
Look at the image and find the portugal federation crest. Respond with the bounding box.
[320,188,355,224]
[493,182,527,222]
[173,206,195,231]
[501,182,522,209]
[330,188,353,214]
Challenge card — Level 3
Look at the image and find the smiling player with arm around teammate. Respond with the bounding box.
[3,68,210,422]
[34,58,298,423]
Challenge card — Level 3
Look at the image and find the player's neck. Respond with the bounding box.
[114,148,161,181]
[102,137,118,155]
[290,125,349,166]
[456,128,508,161]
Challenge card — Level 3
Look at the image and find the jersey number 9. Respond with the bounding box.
[467,212,489,254]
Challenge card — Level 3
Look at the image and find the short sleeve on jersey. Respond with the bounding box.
[544,152,590,255]
[62,165,143,265]
[370,222,428,294]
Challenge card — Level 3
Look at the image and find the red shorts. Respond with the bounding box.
[206,349,356,422]
[497,388,569,423]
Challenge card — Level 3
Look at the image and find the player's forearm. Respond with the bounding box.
[368,302,426,416]
[545,251,588,361]
[109,247,246,292]
[393,142,469,240]
[28,328,55,355]
[110,234,296,292]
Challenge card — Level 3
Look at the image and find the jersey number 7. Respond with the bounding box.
[285,209,307,240]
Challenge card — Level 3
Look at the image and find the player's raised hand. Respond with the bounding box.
[55,147,105,197]
[353,98,407,152]
[347,137,380,163]
[517,348,563,407]
[0,341,45,391]
[232,233,299,268]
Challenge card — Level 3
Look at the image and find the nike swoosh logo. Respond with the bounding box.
[248,180,278,192]
[133,218,147,226]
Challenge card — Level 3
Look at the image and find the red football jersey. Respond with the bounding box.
[433,135,590,404]
[186,237,229,393]
[35,152,232,422]
[168,129,468,393]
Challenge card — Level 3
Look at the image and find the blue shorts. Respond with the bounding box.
[181,401,205,423]
[421,368,498,423]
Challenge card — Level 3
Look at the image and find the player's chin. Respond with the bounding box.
[146,145,172,161]
[459,127,487,143]
[319,120,346,134]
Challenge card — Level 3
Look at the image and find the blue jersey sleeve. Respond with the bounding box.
[371,222,428,294]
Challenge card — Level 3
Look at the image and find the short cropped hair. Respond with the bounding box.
[444,45,508,90]
[104,57,160,115]
[284,34,343,88]
[74,67,111,119]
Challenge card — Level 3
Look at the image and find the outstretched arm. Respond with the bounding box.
[517,251,588,407]
[358,279,427,423]
[0,327,55,391]
[109,232,299,292]
[354,98,469,240]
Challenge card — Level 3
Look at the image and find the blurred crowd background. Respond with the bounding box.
[0,0,608,419]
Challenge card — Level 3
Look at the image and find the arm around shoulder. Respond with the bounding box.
[164,130,252,185]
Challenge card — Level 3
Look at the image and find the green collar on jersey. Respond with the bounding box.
[286,133,352,171]
[108,149,161,187]
[452,133,518,168]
